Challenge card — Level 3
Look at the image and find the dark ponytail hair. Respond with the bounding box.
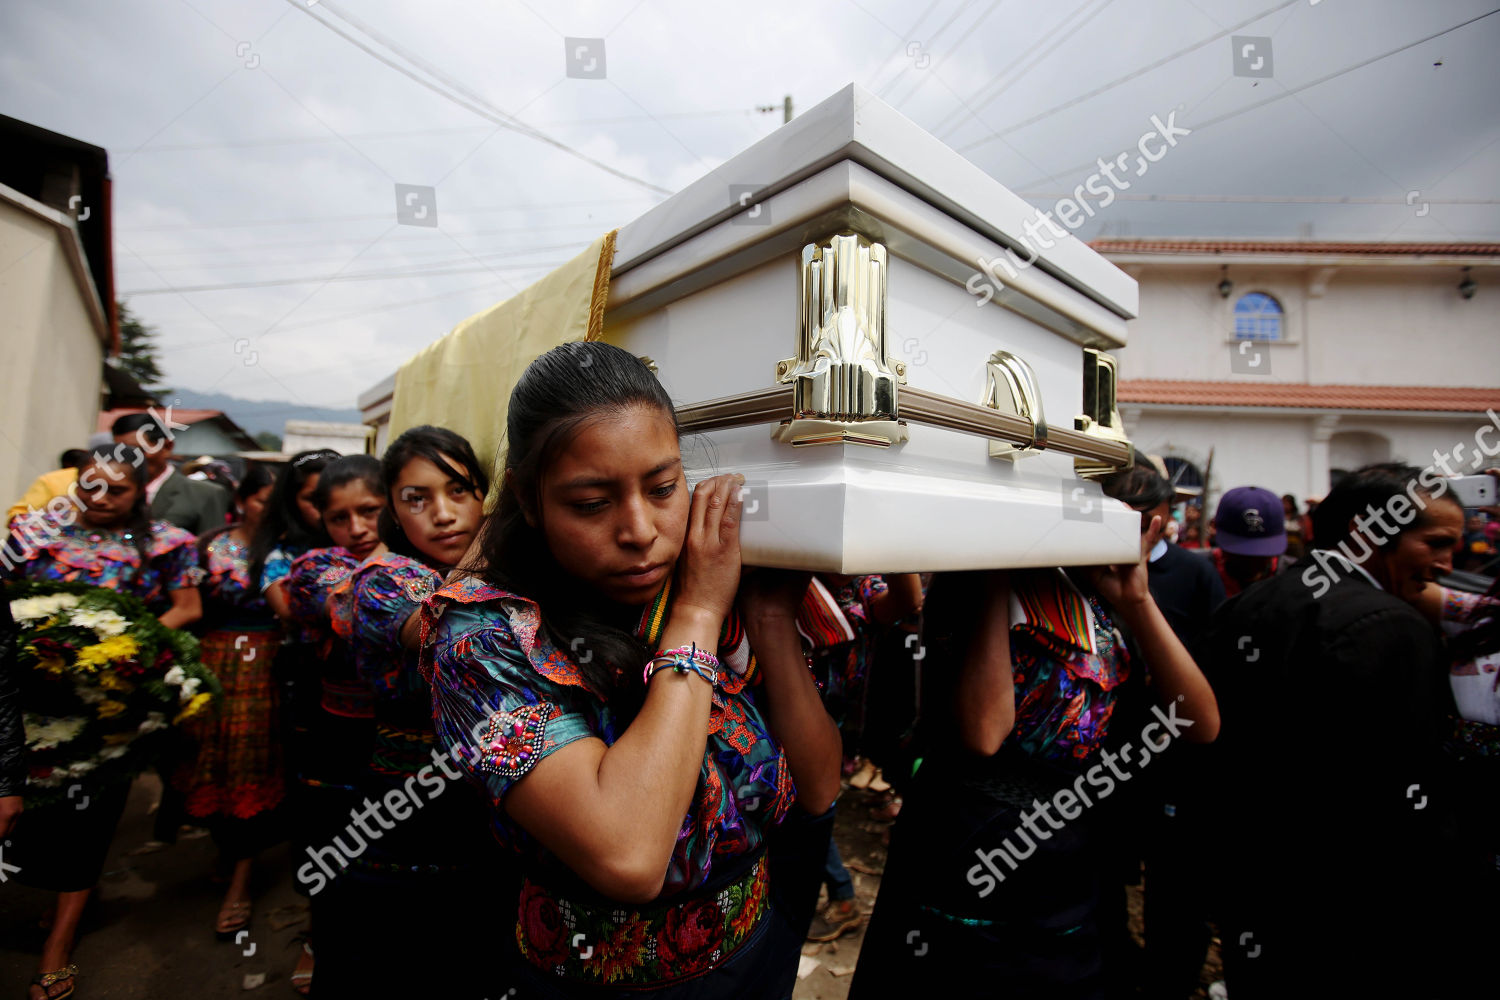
[87,447,152,583]
[472,341,678,703]
[248,449,340,587]
[313,455,384,512]
[199,461,276,557]
[378,425,489,567]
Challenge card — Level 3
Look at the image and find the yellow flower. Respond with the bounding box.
[39,656,67,676]
[174,691,214,724]
[101,731,135,746]
[97,699,128,719]
[98,672,135,693]
[75,635,140,671]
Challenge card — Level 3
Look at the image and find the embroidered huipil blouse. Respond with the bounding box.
[5,513,203,613]
[285,547,371,720]
[330,552,441,769]
[202,533,275,627]
[1006,568,1131,764]
[329,552,495,870]
[421,574,795,898]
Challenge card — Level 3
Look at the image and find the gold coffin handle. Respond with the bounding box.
[981,350,1048,460]
[1074,348,1134,478]
[772,233,908,448]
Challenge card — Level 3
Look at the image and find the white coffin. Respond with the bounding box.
[602,85,1139,572]
[360,84,1142,573]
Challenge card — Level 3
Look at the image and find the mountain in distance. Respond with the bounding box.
[166,387,362,437]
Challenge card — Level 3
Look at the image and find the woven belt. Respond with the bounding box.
[515,853,769,986]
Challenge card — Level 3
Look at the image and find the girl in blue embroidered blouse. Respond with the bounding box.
[421,342,841,993]
[313,427,498,998]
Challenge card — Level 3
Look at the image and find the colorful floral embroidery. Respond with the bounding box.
[8,513,202,613]
[514,855,770,986]
[423,573,794,896]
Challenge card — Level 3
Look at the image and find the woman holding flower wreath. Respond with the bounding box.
[423,343,842,997]
[3,447,204,1000]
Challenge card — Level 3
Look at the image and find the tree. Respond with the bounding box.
[112,302,169,395]
[254,432,283,452]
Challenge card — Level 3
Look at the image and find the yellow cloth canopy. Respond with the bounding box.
[387,230,618,502]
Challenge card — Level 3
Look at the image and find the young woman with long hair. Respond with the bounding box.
[313,426,502,996]
[277,454,384,996]
[422,342,842,996]
[4,448,204,1000]
[172,462,283,942]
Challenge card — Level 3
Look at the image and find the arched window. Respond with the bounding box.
[1234,291,1283,341]
[1161,456,1205,495]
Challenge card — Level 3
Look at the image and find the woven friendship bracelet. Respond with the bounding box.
[643,642,720,687]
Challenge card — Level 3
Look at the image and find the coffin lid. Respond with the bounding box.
[611,83,1137,322]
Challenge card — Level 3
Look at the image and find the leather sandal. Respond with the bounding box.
[289,937,313,996]
[29,964,78,1000]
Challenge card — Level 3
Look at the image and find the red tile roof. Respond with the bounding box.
[1118,380,1500,412]
[1091,239,1500,256]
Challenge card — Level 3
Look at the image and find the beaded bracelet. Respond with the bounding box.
[643,642,720,687]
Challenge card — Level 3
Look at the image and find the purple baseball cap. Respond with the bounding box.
[1214,486,1287,557]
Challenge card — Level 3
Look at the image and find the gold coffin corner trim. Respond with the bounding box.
[1074,348,1134,478]
[772,234,907,448]
[981,350,1048,461]
[675,384,1131,469]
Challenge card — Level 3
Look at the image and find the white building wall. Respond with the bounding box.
[1115,262,1495,387]
[0,202,104,504]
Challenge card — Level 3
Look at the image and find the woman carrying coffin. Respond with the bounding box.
[422,342,841,996]
[848,513,1219,998]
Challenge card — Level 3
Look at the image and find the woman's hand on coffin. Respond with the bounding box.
[674,473,745,624]
[1086,514,1161,615]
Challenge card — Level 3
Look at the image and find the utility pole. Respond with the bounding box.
[783,94,793,123]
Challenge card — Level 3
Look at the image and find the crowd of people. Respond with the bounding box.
[2,342,1497,999]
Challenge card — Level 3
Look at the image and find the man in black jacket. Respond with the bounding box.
[1198,462,1467,996]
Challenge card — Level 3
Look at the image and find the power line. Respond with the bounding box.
[122,222,609,259]
[1011,7,1500,189]
[928,0,1102,137]
[120,197,652,232]
[122,257,574,295]
[878,0,982,100]
[956,0,1301,151]
[117,110,760,154]
[279,0,673,196]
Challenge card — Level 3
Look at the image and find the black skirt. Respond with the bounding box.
[849,754,1113,1000]
[9,778,132,892]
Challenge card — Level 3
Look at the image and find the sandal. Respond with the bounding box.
[289,938,313,996]
[29,964,77,1000]
[215,900,252,940]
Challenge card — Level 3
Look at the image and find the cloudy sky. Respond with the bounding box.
[3,0,1496,416]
